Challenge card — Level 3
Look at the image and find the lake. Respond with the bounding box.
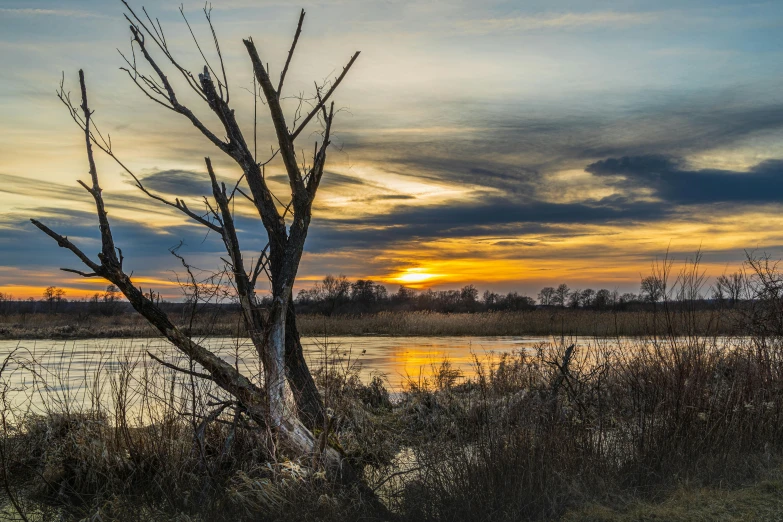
[0,335,645,414]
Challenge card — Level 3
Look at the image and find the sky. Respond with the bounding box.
[1,0,783,300]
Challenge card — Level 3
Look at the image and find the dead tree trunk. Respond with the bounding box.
[34,3,360,471]
[286,304,325,427]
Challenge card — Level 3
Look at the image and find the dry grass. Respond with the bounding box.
[298,309,739,337]
[0,313,235,340]
[388,333,783,521]
[0,344,386,522]
[563,472,783,521]
[3,331,783,521]
[0,308,744,340]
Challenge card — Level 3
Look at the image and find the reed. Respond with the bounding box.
[0,308,745,340]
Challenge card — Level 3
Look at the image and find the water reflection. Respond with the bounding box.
[302,336,546,388]
[0,336,572,413]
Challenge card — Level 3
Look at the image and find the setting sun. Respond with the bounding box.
[392,268,444,287]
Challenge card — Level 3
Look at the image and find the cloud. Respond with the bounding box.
[0,8,107,19]
[0,173,87,201]
[341,91,783,201]
[368,194,416,201]
[303,194,670,254]
[0,206,229,288]
[138,170,214,197]
[587,155,783,205]
[456,11,657,34]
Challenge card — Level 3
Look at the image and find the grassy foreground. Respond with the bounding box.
[2,327,783,521]
[563,473,783,521]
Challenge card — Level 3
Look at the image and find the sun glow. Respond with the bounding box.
[392,268,444,287]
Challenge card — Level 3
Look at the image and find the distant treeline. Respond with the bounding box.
[292,274,739,315]
[0,270,745,317]
[0,285,160,316]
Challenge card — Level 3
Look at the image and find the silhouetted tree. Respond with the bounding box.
[538,286,556,306]
[567,289,581,308]
[483,290,500,307]
[351,279,387,304]
[640,275,665,303]
[620,292,639,304]
[594,288,612,309]
[89,284,122,316]
[580,288,596,308]
[502,292,536,310]
[554,283,570,307]
[43,286,66,313]
[713,271,744,307]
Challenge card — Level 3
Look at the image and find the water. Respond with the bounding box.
[0,335,604,414]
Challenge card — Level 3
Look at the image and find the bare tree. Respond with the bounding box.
[567,289,581,308]
[321,274,351,315]
[713,271,744,307]
[579,288,596,308]
[594,288,612,309]
[31,4,360,472]
[640,275,665,303]
[43,286,66,314]
[538,286,556,306]
[554,283,570,307]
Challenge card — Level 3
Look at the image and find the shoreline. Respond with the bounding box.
[0,308,746,341]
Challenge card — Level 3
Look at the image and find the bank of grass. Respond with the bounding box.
[0,347,385,522]
[0,308,746,339]
[2,328,783,521]
[391,335,783,521]
[299,308,736,337]
[563,473,783,521]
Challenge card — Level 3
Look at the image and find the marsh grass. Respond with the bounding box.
[384,253,783,521]
[562,473,783,521]
[301,308,739,337]
[0,308,744,340]
[390,335,783,521]
[3,331,783,520]
[0,341,385,521]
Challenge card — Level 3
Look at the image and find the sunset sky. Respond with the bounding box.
[1,0,783,300]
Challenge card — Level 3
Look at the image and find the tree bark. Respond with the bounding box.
[286,304,326,428]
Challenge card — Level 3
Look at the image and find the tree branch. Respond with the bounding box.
[57,74,223,234]
[147,351,213,381]
[61,268,99,277]
[244,38,305,198]
[121,1,207,101]
[78,69,118,265]
[290,52,359,141]
[126,23,229,154]
[278,9,305,96]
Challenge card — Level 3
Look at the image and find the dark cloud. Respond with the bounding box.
[0,173,176,215]
[303,196,670,253]
[0,173,86,201]
[138,170,213,197]
[315,171,371,189]
[342,92,783,195]
[0,207,226,278]
[270,170,418,203]
[371,194,416,200]
[305,152,783,255]
[298,90,783,257]
[587,155,783,204]
[355,197,667,228]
